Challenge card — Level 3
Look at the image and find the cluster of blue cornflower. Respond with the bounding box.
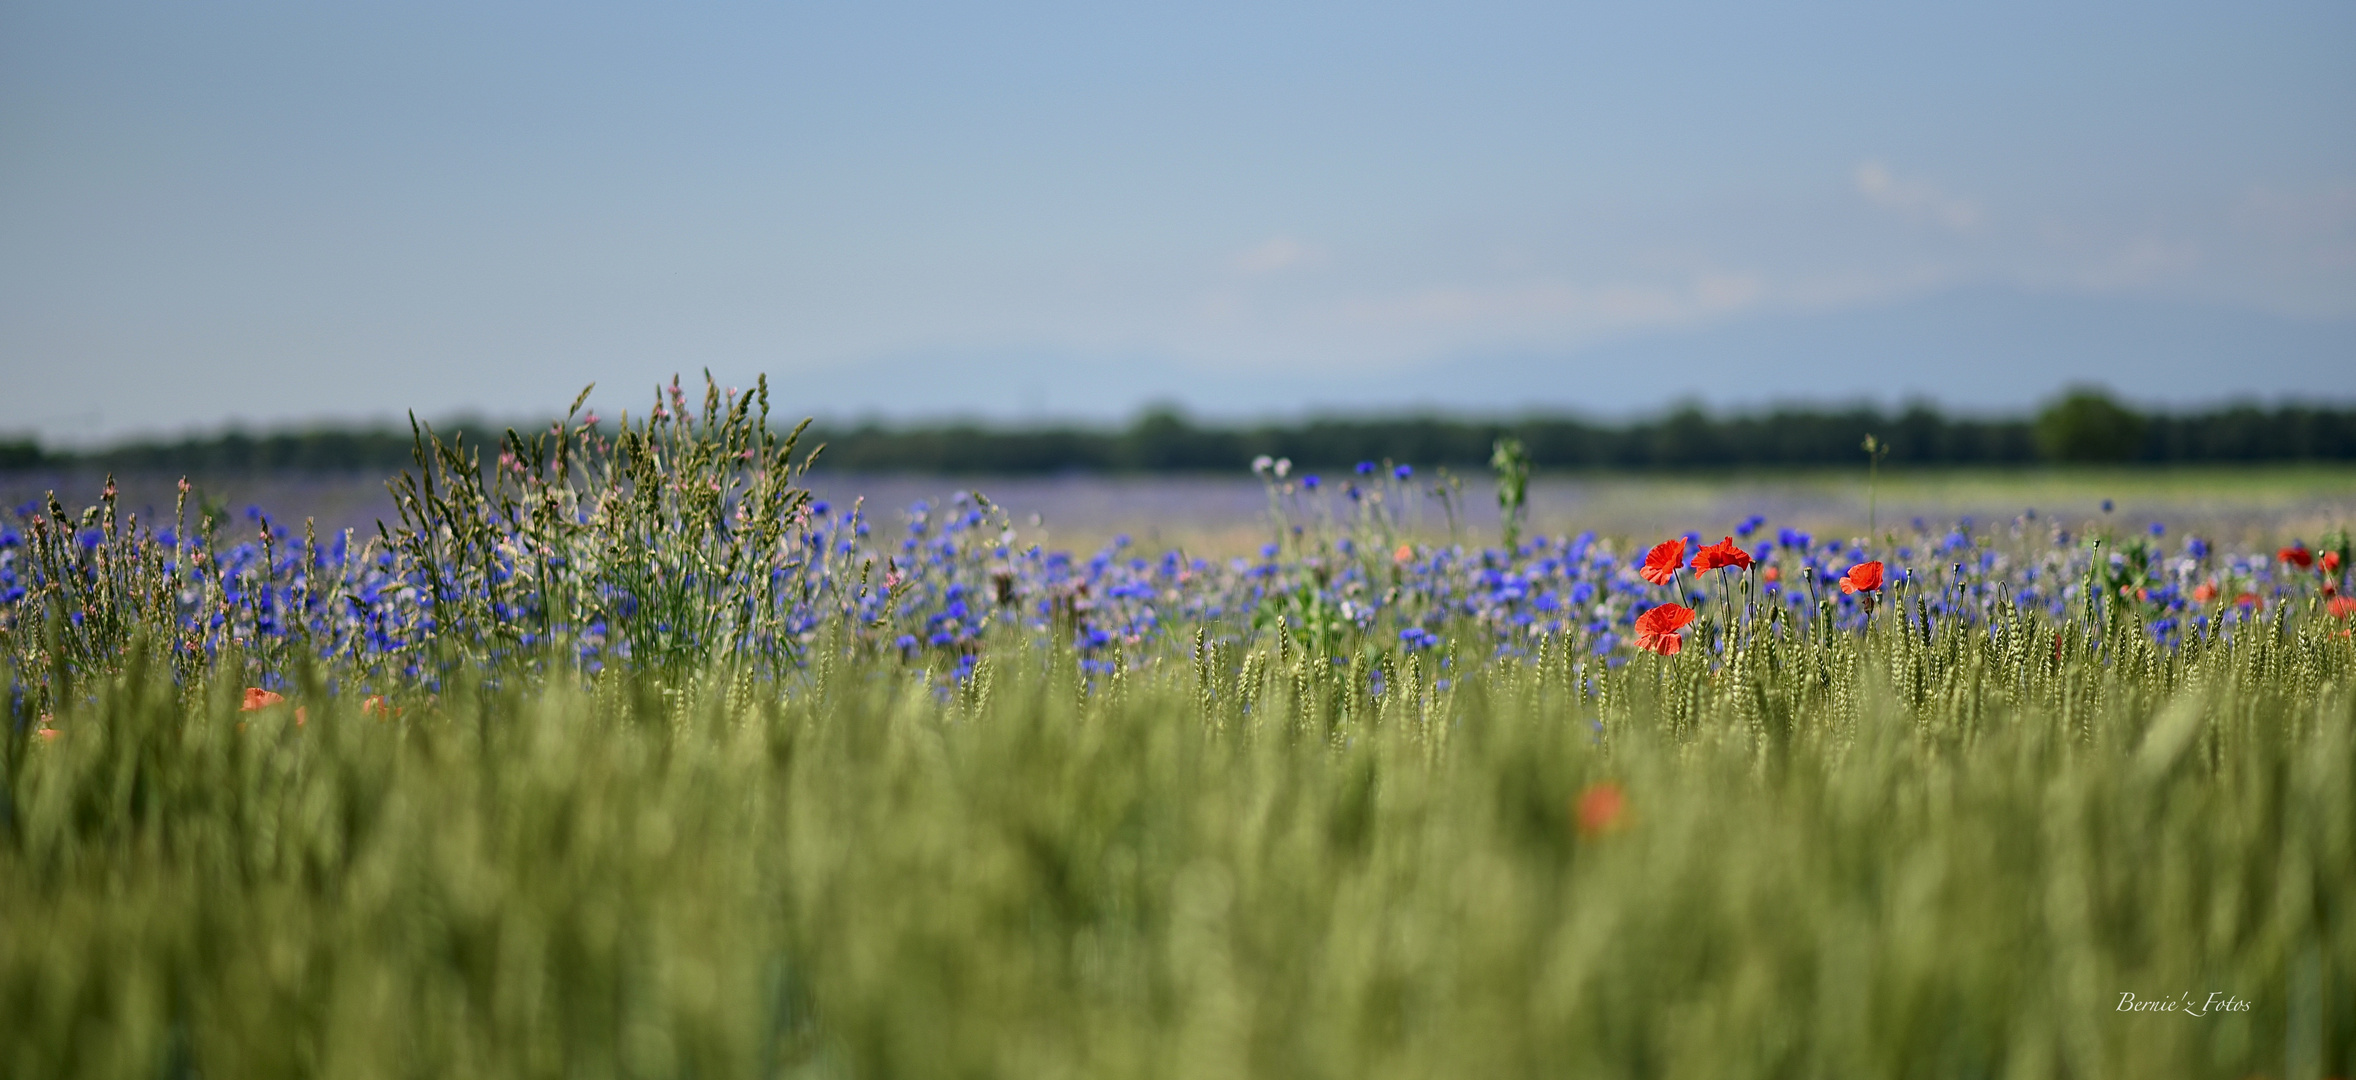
[2,465,2349,702]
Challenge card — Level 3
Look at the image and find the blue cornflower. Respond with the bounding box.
[1302,475,1320,490]
[1356,461,1376,475]
[2148,522,2165,537]
[1393,464,1413,480]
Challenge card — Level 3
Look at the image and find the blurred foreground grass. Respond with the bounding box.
[5,612,2351,1078]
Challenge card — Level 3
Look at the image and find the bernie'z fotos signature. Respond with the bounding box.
[2116,992,2251,1016]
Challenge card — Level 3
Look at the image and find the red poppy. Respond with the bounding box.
[1763,565,1781,583]
[2280,545,2314,569]
[2191,582,2218,604]
[2328,596,2356,619]
[1634,603,1695,656]
[362,695,400,719]
[2324,551,2342,574]
[1574,781,1628,837]
[1839,561,1885,594]
[2234,592,2261,608]
[242,688,305,726]
[1640,539,1686,585]
[1691,537,1753,573]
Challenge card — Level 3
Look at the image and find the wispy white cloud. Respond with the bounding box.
[1855,161,1983,233]
[1232,236,1323,275]
[1328,271,1766,338]
[2232,184,2356,271]
[2076,236,2201,288]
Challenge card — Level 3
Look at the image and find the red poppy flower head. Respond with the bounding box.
[1691,537,1754,573]
[242,688,286,712]
[2234,592,2261,608]
[1640,538,1687,585]
[2279,545,2314,569]
[2323,551,2342,574]
[1634,602,1696,656]
[2328,596,2356,619]
[1574,781,1628,837]
[1839,561,1885,594]
[2191,582,2219,604]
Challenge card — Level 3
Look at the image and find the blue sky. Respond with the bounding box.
[3,0,2351,442]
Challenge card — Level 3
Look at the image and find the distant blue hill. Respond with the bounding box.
[799,286,2356,422]
[1417,285,2356,417]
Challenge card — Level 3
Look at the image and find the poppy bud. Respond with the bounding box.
[1574,782,1628,837]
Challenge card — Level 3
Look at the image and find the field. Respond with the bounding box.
[2,384,2351,1078]
[10,462,2355,557]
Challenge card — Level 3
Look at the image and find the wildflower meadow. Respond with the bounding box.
[2,378,2350,1078]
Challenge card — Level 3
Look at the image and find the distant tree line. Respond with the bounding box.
[5,389,2354,475]
[801,390,2356,472]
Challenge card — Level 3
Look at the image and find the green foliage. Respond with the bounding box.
[1489,437,1530,549]
[2037,387,2151,463]
[0,439,43,469]
[3,603,2352,1078]
[385,376,819,679]
[1251,585,1351,657]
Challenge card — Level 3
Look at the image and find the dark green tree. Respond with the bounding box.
[0,439,42,469]
[2035,387,2148,463]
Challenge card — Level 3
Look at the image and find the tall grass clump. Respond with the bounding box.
[0,381,2349,1078]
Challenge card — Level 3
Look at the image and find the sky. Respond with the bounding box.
[2,0,2352,444]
